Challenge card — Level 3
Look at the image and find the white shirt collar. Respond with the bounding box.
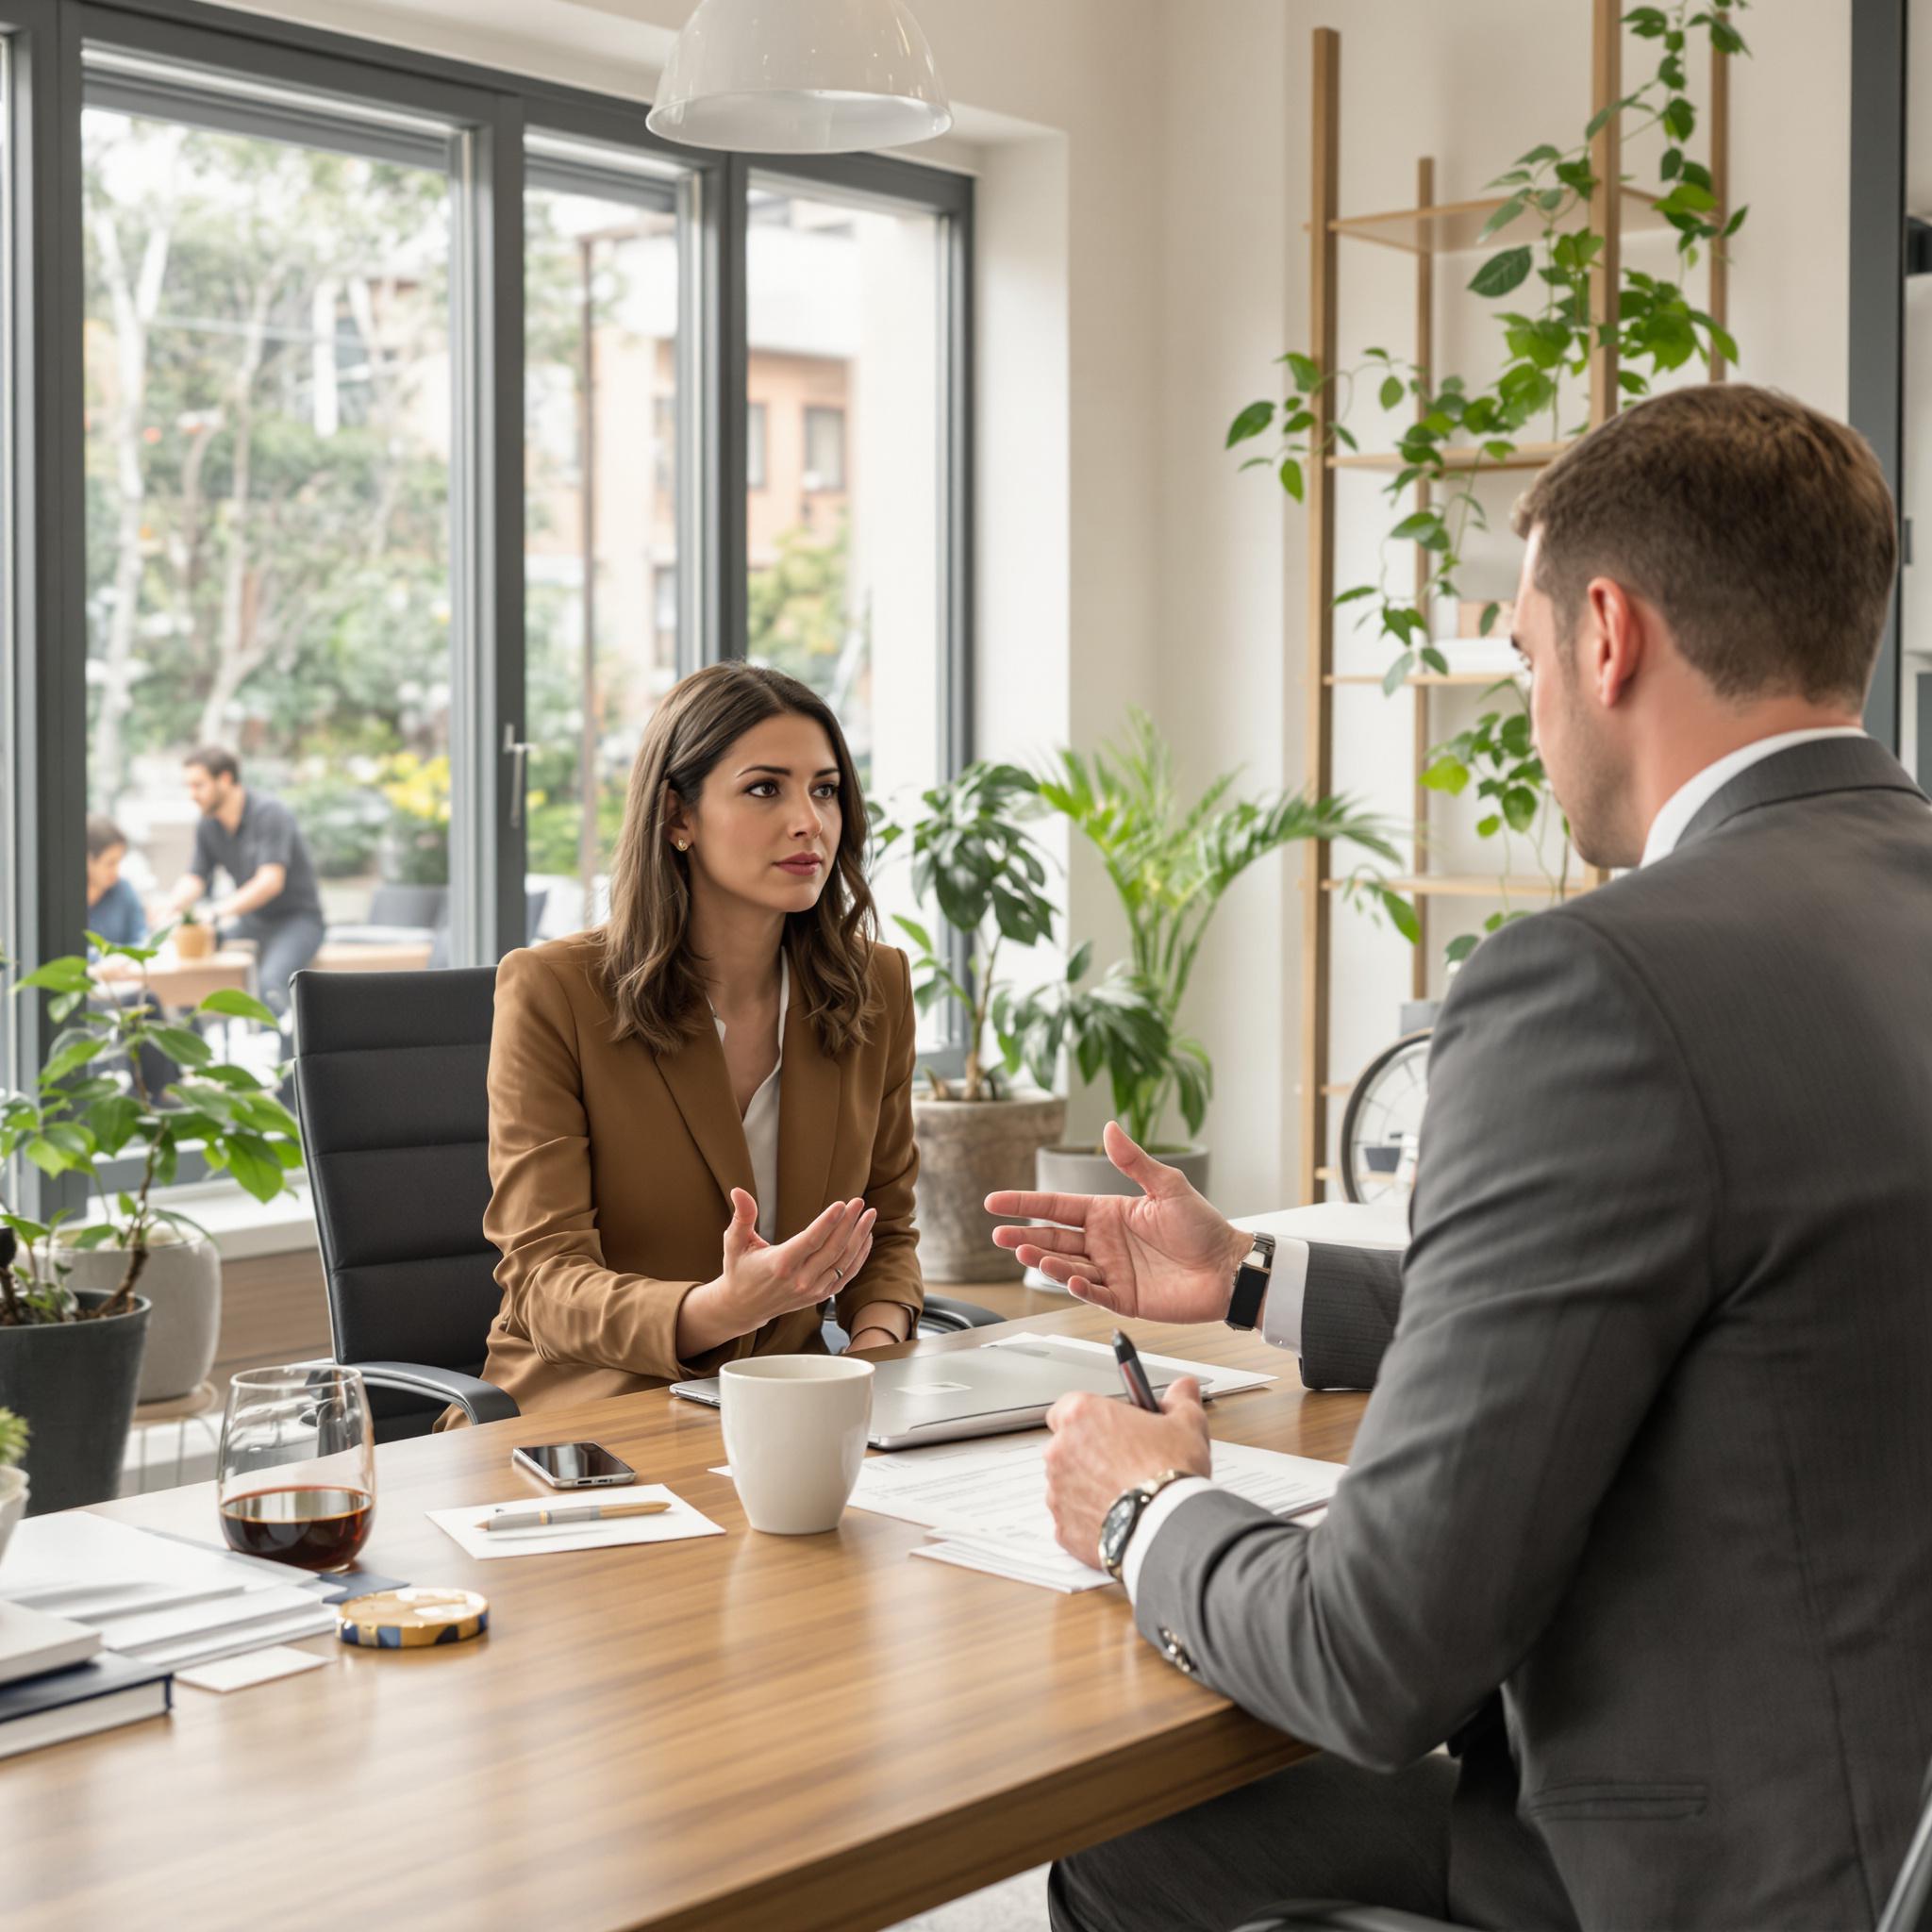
[1640,728,1870,868]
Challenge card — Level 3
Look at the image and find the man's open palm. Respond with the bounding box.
[985,1122,1243,1325]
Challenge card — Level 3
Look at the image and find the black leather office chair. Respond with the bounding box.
[1227,1756,1932,1932]
[292,964,1000,1442]
[293,967,517,1441]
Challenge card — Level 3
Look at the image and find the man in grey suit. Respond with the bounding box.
[989,384,1932,1931]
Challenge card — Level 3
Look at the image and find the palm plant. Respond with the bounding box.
[1036,709,1398,1147]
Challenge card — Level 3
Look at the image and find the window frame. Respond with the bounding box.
[3,0,976,1222]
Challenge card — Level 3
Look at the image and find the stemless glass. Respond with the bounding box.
[217,1365,375,1573]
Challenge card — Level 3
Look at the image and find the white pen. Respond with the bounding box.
[482,1497,673,1534]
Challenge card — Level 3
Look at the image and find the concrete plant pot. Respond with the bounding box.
[1025,1143,1212,1291]
[911,1091,1068,1282]
[58,1232,220,1403]
[0,1291,151,1514]
[0,1466,26,1568]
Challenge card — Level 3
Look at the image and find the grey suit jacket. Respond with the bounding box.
[1135,736,1932,1929]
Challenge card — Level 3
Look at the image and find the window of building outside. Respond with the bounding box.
[747,399,767,491]
[803,405,845,492]
[80,59,470,1105]
[744,178,945,1045]
[525,134,688,934]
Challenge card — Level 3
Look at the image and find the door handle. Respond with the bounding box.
[503,724,533,829]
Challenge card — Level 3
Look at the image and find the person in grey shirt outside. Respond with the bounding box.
[165,744,325,1020]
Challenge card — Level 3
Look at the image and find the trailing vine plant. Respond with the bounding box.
[1229,3,1750,959]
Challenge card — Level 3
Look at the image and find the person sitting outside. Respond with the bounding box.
[164,745,325,1020]
[85,814,147,954]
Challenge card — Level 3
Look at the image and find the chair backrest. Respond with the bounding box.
[291,967,500,1392]
[365,882,449,930]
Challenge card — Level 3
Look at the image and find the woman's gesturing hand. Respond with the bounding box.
[717,1189,875,1330]
[984,1122,1247,1324]
[675,1191,875,1361]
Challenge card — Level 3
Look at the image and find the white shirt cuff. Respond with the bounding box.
[1258,1235,1310,1354]
[1120,1475,1216,1600]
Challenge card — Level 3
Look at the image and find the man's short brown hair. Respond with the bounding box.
[184,743,240,783]
[1511,384,1897,706]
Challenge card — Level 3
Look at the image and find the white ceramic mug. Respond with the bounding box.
[720,1356,874,1535]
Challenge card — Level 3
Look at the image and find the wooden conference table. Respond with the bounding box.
[4,1304,1368,1932]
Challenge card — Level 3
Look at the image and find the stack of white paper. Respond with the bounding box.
[1,1512,337,1668]
[849,1432,1343,1593]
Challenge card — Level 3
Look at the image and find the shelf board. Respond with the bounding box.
[1321,1081,1357,1099]
[1329,441,1567,474]
[1327,874,1589,901]
[1326,670,1517,688]
[1328,185,1663,256]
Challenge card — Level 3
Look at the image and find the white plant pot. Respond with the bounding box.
[0,1466,26,1568]
[57,1234,221,1404]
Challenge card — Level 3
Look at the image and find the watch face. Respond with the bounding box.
[1099,1491,1141,1575]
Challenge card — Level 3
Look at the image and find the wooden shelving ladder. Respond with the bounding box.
[1297,0,1733,1199]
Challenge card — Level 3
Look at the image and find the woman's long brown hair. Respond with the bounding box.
[599,662,879,1057]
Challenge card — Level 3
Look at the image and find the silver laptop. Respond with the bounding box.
[670,1338,1177,1450]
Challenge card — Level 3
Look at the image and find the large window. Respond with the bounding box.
[744,177,958,1040]
[2,3,972,1217]
[81,61,467,1033]
[524,134,691,933]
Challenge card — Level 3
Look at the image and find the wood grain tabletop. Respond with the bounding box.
[1,1303,1366,1932]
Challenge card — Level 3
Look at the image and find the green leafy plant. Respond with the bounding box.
[1226,1,1751,948]
[874,761,1173,1108]
[991,943,1176,1133]
[1035,710,1399,1146]
[0,933,304,1326]
[0,1407,26,1469]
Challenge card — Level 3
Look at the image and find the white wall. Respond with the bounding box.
[1154,0,1853,1207]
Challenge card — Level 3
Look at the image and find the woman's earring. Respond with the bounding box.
[675,839,690,852]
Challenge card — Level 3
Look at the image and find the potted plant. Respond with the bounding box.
[877,761,1162,1283]
[0,1407,26,1564]
[1,939,304,1511]
[1034,708,1396,1197]
[174,902,215,960]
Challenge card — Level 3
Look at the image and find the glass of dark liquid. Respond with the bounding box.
[218,1366,375,1572]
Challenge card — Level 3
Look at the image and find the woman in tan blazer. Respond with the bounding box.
[467,661,924,1420]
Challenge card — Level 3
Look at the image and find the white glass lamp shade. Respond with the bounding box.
[645,0,953,154]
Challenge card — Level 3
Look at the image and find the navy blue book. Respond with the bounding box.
[0,1652,173,1759]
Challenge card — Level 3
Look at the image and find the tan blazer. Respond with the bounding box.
[464,931,924,1420]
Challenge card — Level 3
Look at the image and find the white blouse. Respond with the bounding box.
[711,954,787,1241]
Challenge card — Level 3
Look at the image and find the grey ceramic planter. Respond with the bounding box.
[911,1092,1068,1282]
[58,1237,220,1403]
[0,1291,150,1514]
[1026,1142,1212,1290]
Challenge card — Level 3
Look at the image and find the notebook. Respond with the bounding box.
[0,1652,173,1760]
[0,1600,104,1688]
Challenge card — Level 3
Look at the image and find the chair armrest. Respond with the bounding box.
[1230,1907,1460,1932]
[919,1295,1003,1333]
[348,1360,520,1425]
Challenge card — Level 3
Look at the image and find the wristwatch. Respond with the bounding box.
[1224,1230,1276,1331]
[1098,1468,1192,1582]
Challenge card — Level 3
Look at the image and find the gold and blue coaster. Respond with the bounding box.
[338,1586,489,1649]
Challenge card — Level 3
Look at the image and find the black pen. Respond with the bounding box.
[1112,1328,1161,1413]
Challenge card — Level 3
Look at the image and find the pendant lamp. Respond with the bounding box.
[645,0,953,154]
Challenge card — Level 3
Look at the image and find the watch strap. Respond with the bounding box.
[1224,1230,1276,1330]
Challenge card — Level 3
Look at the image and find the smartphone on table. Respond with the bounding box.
[511,1441,636,1490]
